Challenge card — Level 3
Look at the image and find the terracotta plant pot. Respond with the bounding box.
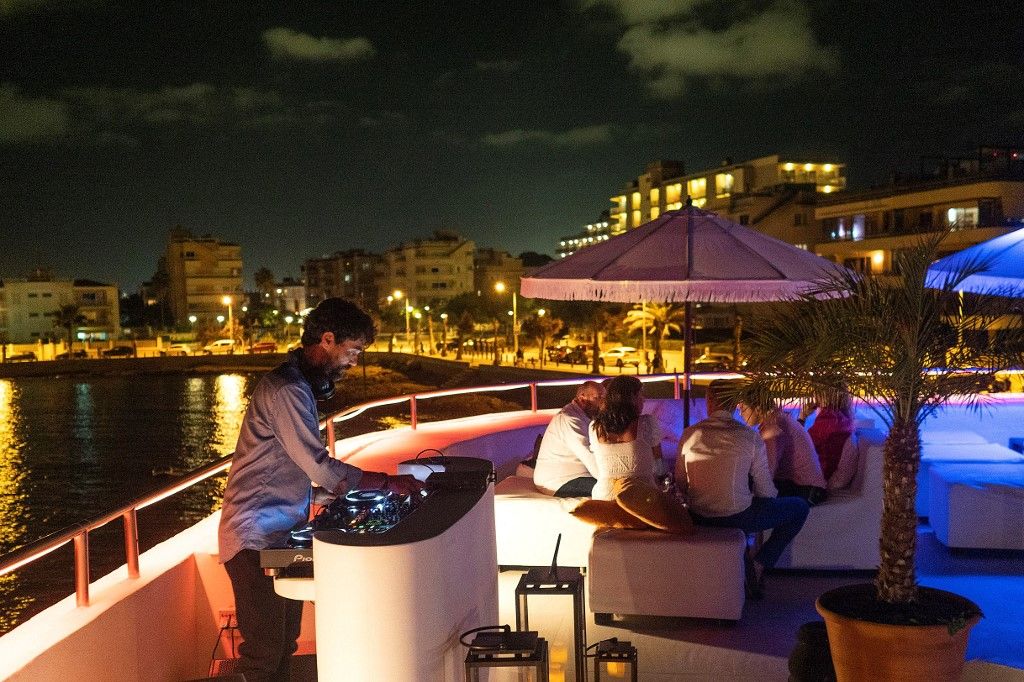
[816,583,981,682]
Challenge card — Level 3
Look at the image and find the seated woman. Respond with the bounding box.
[740,403,827,504]
[801,387,858,489]
[590,376,664,501]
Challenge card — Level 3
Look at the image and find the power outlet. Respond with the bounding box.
[218,609,236,629]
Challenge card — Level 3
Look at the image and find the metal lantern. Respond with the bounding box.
[515,566,587,682]
[591,638,638,682]
[462,625,549,682]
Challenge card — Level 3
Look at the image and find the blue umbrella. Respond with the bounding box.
[926,227,1024,295]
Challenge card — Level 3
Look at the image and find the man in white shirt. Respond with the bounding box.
[533,381,605,497]
[677,381,809,596]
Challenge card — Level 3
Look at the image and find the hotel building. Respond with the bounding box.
[813,146,1024,273]
[0,270,119,343]
[381,231,475,307]
[302,250,383,309]
[164,229,243,326]
[473,248,524,294]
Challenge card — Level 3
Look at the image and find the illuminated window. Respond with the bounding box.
[632,209,641,225]
[650,188,660,205]
[666,201,682,210]
[687,177,706,199]
[691,197,707,208]
[946,207,978,229]
[650,207,660,220]
[852,215,866,241]
[715,173,734,198]
[631,192,641,209]
[665,183,682,205]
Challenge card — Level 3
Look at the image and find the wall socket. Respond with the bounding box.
[218,609,236,629]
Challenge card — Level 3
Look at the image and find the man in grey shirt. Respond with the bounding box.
[218,298,420,682]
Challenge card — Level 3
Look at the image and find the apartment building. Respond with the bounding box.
[607,156,846,250]
[164,228,243,325]
[382,231,475,307]
[302,250,383,309]
[0,271,119,343]
[473,248,524,294]
[557,213,612,259]
[814,146,1024,274]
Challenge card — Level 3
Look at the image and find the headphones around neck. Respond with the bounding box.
[291,348,336,402]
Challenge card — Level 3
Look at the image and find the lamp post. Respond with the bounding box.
[221,295,234,352]
[284,315,294,343]
[440,313,449,357]
[494,282,518,357]
[413,310,422,355]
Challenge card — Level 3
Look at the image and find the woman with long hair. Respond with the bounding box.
[590,375,664,500]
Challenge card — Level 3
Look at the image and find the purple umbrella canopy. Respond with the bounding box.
[521,205,846,303]
[926,227,1024,296]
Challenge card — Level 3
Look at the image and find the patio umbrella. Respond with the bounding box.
[925,227,1024,295]
[521,203,846,425]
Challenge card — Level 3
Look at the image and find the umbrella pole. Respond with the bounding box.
[683,301,693,427]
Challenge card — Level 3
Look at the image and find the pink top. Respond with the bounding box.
[759,410,826,488]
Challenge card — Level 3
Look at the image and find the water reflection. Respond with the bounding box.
[72,383,96,464]
[0,380,31,631]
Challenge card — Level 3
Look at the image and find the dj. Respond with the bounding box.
[218,297,422,682]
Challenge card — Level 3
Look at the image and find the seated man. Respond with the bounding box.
[533,381,605,497]
[677,380,810,597]
[739,403,827,504]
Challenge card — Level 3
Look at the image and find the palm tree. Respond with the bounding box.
[739,233,1024,604]
[520,313,563,368]
[623,302,686,369]
[53,304,86,354]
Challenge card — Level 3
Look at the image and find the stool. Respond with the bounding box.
[515,567,586,682]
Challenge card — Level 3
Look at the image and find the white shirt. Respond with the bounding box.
[533,402,598,494]
[760,410,827,488]
[589,414,663,501]
[677,410,777,517]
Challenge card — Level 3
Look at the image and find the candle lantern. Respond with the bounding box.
[591,638,638,682]
[462,625,549,681]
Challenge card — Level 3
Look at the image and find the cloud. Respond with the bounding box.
[0,83,69,142]
[262,27,376,62]
[481,124,612,147]
[0,0,48,15]
[585,0,837,97]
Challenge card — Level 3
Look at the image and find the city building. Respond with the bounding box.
[302,249,383,309]
[270,277,307,314]
[607,156,846,251]
[163,228,243,326]
[381,231,475,307]
[473,248,524,293]
[556,212,612,259]
[813,146,1024,273]
[0,269,119,343]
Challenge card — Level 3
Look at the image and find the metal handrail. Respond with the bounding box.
[0,371,695,609]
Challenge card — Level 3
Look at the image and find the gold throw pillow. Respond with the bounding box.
[612,478,695,535]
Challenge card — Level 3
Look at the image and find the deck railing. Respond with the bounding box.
[0,372,691,609]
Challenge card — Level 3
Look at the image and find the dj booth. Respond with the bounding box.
[261,456,498,682]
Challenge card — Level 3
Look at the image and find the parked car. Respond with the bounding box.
[101,346,135,358]
[56,350,89,359]
[161,343,193,357]
[600,346,642,367]
[202,339,235,355]
[692,352,734,372]
[248,341,278,354]
[7,351,37,362]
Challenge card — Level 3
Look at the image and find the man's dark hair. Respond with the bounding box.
[300,298,376,347]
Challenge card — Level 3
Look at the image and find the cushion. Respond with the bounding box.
[569,499,650,529]
[612,478,695,535]
[515,461,536,478]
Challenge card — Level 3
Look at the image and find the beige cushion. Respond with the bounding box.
[570,499,650,529]
[612,478,694,535]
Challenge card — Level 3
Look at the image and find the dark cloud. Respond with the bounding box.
[262,27,376,63]
[481,124,613,147]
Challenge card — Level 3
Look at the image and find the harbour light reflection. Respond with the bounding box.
[0,380,31,631]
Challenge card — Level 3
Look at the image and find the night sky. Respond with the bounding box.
[2,1,1021,291]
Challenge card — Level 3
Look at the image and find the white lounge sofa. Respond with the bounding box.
[775,427,886,570]
[493,475,595,568]
[916,432,1024,516]
[929,463,1024,550]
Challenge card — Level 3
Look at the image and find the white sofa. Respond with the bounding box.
[775,427,885,570]
[916,433,1024,516]
[929,463,1024,550]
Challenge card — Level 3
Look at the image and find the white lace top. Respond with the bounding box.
[589,414,663,500]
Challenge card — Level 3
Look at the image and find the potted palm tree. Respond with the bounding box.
[739,233,1024,680]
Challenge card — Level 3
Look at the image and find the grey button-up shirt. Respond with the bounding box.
[218,356,363,562]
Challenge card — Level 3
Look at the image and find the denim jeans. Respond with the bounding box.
[691,496,810,569]
[554,476,597,497]
[224,549,304,682]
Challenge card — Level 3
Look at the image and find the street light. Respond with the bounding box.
[494,282,518,357]
[440,313,449,357]
[221,295,234,336]
[284,315,294,342]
